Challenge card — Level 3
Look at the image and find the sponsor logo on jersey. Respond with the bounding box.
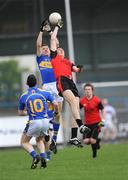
[39,61,52,68]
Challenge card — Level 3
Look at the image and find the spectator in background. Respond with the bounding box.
[102,98,118,142]
[80,83,105,158]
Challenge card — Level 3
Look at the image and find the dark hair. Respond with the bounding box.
[27,74,37,87]
[84,83,94,91]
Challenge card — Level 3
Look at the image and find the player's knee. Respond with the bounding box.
[20,139,26,147]
[20,135,26,146]
[90,138,96,144]
[83,138,90,144]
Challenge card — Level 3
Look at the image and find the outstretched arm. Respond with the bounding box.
[50,20,63,51]
[56,37,60,48]
[36,20,52,56]
[36,31,43,56]
[50,26,59,52]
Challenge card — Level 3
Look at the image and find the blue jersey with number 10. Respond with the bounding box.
[36,55,56,84]
[19,87,55,120]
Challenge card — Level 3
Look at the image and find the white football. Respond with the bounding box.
[49,12,62,25]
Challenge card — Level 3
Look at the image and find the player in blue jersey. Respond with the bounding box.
[18,74,58,169]
[36,20,63,153]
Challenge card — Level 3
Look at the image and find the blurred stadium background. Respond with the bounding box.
[0,0,128,147]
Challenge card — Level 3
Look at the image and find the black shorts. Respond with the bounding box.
[57,76,79,97]
[83,123,100,140]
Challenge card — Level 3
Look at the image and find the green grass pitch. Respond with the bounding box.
[0,143,128,180]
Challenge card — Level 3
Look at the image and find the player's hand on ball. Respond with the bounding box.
[43,20,51,32]
[56,19,63,29]
[40,19,51,33]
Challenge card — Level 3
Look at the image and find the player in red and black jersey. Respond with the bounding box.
[80,83,105,158]
[49,21,90,146]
